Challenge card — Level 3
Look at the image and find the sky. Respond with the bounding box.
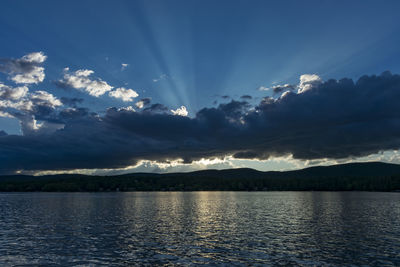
[1,0,400,175]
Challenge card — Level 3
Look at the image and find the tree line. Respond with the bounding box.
[0,173,399,192]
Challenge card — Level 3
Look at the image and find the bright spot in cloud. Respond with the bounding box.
[171,105,188,116]
[118,106,135,112]
[298,74,322,93]
[135,101,144,109]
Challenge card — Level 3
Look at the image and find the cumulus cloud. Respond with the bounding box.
[12,90,63,135]
[259,75,321,95]
[0,83,31,117]
[15,114,63,136]
[0,52,47,84]
[1,71,400,173]
[56,68,113,97]
[0,83,28,100]
[109,87,139,102]
[29,90,62,109]
[298,74,322,93]
[171,106,188,116]
[0,82,63,135]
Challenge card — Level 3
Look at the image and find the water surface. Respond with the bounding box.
[1,192,399,266]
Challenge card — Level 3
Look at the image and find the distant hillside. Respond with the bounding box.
[1,162,400,192]
[163,162,400,179]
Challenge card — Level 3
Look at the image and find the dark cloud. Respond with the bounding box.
[140,97,151,105]
[142,103,169,114]
[59,107,91,120]
[232,151,260,159]
[1,72,400,173]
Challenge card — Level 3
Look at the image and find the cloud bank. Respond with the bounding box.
[1,71,400,174]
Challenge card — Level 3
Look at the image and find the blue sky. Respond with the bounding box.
[1,0,400,174]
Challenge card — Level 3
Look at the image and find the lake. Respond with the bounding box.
[1,192,399,266]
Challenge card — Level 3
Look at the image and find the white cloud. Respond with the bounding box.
[0,99,30,112]
[74,69,93,77]
[298,74,322,94]
[16,91,63,135]
[109,87,139,102]
[0,83,31,117]
[0,52,47,84]
[0,90,61,114]
[121,63,129,71]
[22,52,47,63]
[11,70,45,84]
[57,68,113,97]
[171,106,188,116]
[135,101,145,109]
[19,114,41,134]
[0,83,28,100]
[30,90,62,109]
[0,87,62,135]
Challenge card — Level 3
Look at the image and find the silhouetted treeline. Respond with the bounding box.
[1,162,400,192]
[1,173,400,192]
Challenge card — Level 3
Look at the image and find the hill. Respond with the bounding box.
[1,162,400,192]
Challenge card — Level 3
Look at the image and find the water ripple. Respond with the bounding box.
[0,192,399,266]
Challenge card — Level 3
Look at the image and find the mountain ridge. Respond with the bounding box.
[1,162,400,192]
[2,161,400,180]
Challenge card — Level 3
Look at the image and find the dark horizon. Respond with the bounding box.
[1,161,400,192]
